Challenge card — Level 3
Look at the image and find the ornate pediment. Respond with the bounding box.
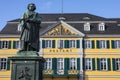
[45,24,76,36]
[42,21,85,37]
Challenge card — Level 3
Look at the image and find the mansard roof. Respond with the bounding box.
[0,13,120,37]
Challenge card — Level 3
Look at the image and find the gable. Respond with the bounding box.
[41,21,85,38]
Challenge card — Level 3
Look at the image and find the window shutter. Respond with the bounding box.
[64,58,69,75]
[64,40,69,48]
[77,58,80,70]
[92,40,95,48]
[107,58,111,71]
[107,40,110,49]
[97,58,100,70]
[92,58,95,70]
[8,41,11,49]
[7,59,10,70]
[112,58,116,71]
[52,58,57,75]
[52,40,55,48]
[64,40,67,48]
[96,40,100,48]
[111,40,115,49]
[42,40,45,48]
[82,40,84,49]
[76,40,80,48]
[0,41,1,49]
[83,58,85,70]
[13,41,16,49]
[0,58,1,70]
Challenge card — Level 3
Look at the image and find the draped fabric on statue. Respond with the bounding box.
[19,11,41,52]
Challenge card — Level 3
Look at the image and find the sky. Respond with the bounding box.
[0,0,120,31]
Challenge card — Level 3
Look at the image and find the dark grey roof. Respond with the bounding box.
[0,23,20,35]
[1,13,120,36]
[9,13,107,22]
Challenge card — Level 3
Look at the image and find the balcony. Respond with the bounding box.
[43,70,53,75]
[68,70,79,75]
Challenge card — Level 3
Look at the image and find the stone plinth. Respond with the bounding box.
[9,51,45,80]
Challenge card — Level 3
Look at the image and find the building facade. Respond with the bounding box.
[0,13,120,80]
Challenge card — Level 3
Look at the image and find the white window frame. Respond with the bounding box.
[115,58,120,71]
[16,41,21,49]
[69,58,77,70]
[69,40,76,48]
[85,40,92,49]
[57,58,64,70]
[45,40,52,48]
[99,40,107,49]
[1,41,9,49]
[85,58,92,70]
[45,58,52,70]
[58,40,64,48]
[0,58,7,70]
[84,22,90,31]
[115,40,120,48]
[98,23,105,31]
[100,58,107,71]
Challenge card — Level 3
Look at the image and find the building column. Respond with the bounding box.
[39,38,43,57]
[79,38,84,80]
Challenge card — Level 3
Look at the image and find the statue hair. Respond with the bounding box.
[27,3,36,11]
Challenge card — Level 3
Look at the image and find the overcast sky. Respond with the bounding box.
[0,0,120,31]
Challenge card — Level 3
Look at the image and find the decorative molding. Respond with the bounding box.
[45,25,76,36]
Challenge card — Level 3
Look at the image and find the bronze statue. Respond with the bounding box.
[19,3,41,52]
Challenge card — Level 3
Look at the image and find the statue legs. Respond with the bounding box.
[20,40,36,51]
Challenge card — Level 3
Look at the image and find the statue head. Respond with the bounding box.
[27,3,36,11]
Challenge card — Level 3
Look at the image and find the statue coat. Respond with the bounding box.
[19,11,41,52]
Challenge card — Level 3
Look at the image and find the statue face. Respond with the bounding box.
[28,4,36,11]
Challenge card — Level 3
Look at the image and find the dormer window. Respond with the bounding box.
[17,24,22,31]
[98,22,105,31]
[83,17,90,20]
[84,22,90,31]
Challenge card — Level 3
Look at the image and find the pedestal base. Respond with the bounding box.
[9,51,45,80]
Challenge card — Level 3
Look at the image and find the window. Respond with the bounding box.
[100,58,107,70]
[84,22,90,31]
[98,23,105,31]
[42,40,55,48]
[69,40,76,48]
[58,40,64,48]
[0,41,11,49]
[99,40,106,48]
[13,41,21,49]
[44,58,52,70]
[115,40,120,48]
[0,58,7,70]
[45,40,52,48]
[85,40,91,48]
[115,58,120,70]
[85,58,92,70]
[69,58,77,70]
[84,40,94,49]
[2,41,9,49]
[57,58,64,70]
[97,40,109,49]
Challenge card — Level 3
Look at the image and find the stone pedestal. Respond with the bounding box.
[9,51,45,80]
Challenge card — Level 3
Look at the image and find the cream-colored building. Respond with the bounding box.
[0,13,120,80]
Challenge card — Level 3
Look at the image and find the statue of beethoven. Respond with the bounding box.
[18,3,41,52]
